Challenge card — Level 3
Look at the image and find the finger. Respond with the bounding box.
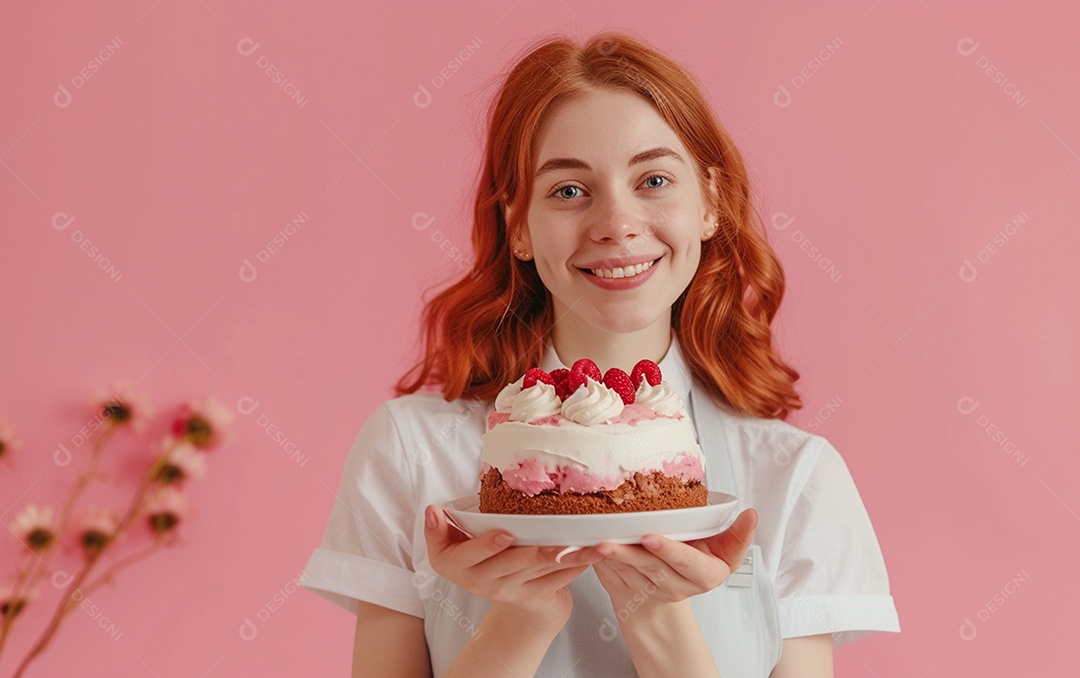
[520,564,592,594]
[701,508,758,569]
[590,559,622,590]
[482,545,603,581]
[596,541,681,572]
[423,505,515,568]
[593,557,651,594]
[600,539,699,587]
[422,505,457,558]
[554,546,582,564]
[592,559,626,589]
[551,546,605,568]
[635,534,725,589]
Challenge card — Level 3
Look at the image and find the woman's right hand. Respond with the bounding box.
[423,504,603,632]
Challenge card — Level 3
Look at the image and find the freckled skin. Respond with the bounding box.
[514,86,718,340]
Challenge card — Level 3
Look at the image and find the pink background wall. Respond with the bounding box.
[2,1,1077,675]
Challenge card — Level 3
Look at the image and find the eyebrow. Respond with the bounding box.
[534,146,685,178]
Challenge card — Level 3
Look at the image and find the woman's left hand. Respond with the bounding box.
[593,508,758,615]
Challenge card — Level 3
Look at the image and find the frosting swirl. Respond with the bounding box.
[635,380,683,416]
[494,377,523,414]
[509,382,562,422]
[561,379,624,424]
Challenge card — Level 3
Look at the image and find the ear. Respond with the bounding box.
[501,192,514,227]
[502,192,531,253]
[701,167,720,238]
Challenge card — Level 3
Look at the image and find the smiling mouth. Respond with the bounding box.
[578,257,662,279]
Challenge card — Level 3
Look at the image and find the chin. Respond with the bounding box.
[588,311,667,335]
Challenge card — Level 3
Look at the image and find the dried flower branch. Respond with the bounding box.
[0,386,230,677]
[0,380,143,657]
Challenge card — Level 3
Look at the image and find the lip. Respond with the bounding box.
[577,255,662,290]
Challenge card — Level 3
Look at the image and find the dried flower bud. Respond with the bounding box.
[0,584,39,621]
[143,486,189,536]
[76,506,118,558]
[172,396,233,449]
[9,504,57,553]
[154,439,208,485]
[89,380,153,432]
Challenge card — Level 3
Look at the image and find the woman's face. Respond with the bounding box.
[514,86,718,335]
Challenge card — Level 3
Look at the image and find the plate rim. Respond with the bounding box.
[441,490,741,546]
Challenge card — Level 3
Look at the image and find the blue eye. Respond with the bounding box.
[556,185,582,200]
[549,173,671,202]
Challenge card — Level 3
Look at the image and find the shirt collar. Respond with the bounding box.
[540,330,693,406]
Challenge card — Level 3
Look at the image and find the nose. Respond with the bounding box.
[589,190,644,246]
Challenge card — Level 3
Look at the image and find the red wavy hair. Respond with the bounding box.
[395,30,803,420]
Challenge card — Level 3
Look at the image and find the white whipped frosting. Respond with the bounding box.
[560,378,624,424]
[494,376,524,414]
[509,381,562,422]
[634,379,684,416]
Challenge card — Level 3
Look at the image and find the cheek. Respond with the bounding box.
[530,228,575,264]
[688,237,704,262]
[649,202,697,234]
[529,246,570,286]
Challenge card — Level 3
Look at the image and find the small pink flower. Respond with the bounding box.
[0,420,21,461]
[0,583,40,621]
[171,395,233,449]
[75,506,118,557]
[155,437,208,484]
[89,380,153,432]
[142,486,189,536]
[10,504,58,553]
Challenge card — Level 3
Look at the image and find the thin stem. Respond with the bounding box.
[73,540,165,610]
[10,440,178,678]
[0,558,39,654]
[0,422,116,659]
[54,422,117,542]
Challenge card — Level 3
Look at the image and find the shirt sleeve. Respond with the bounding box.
[774,436,901,647]
[298,402,424,618]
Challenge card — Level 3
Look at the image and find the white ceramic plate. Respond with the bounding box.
[442,491,739,546]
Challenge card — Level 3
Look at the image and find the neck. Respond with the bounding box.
[550,310,673,375]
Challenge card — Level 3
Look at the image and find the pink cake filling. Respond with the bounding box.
[661,455,705,482]
[487,455,704,496]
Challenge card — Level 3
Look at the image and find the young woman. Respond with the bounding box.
[300,30,900,677]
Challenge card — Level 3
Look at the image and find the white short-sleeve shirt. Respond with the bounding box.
[299,336,901,676]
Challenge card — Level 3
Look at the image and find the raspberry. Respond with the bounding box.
[570,358,602,382]
[631,359,662,387]
[549,368,572,400]
[566,370,588,396]
[565,359,603,397]
[602,367,636,405]
[522,368,554,388]
[555,378,575,401]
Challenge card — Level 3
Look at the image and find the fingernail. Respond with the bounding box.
[641,535,661,551]
[494,533,514,547]
[425,506,437,529]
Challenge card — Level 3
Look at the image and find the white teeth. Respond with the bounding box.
[589,259,655,279]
